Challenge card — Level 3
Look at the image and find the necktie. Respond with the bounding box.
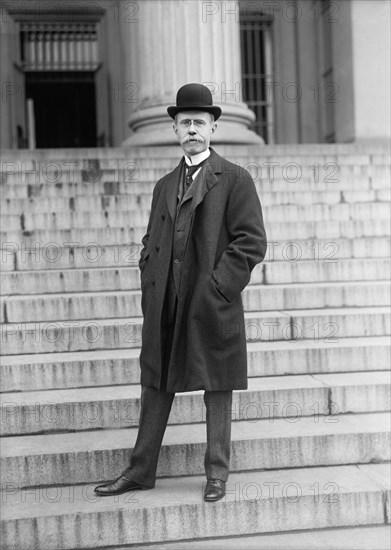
[184,159,207,191]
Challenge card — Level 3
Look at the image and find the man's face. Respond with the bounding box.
[173,111,217,156]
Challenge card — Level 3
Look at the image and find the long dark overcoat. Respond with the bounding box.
[138,148,267,392]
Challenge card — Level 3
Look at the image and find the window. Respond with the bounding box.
[240,10,275,143]
[19,22,99,71]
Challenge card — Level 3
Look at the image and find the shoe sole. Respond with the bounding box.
[204,494,226,502]
[94,485,153,496]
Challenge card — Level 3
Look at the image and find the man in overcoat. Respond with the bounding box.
[95,83,267,502]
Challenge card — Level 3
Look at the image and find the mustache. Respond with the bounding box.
[181,136,204,144]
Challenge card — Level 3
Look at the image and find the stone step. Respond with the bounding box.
[2,193,153,215]
[260,279,391,312]
[1,266,143,295]
[1,306,390,355]
[1,209,149,232]
[2,202,390,232]
[1,412,389,487]
[1,258,390,296]
[2,237,389,274]
[2,189,390,216]
[1,372,389,436]
[1,150,389,187]
[263,257,391,285]
[1,154,389,182]
[1,165,173,186]
[2,169,389,200]
[1,155,387,180]
[285,306,390,340]
[122,525,391,550]
[263,202,390,222]
[1,463,389,550]
[0,180,155,199]
[2,142,389,160]
[2,281,389,323]
[1,337,388,392]
[2,218,390,246]
[1,156,381,184]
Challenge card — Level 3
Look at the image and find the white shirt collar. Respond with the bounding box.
[184,148,211,167]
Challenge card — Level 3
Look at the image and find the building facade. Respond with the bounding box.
[1,0,390,149]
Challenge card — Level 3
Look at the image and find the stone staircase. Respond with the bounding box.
[1,144,390,549]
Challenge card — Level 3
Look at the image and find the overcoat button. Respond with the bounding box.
[174,259,179,264]
[155,245,160,251]
[161,213,166,220]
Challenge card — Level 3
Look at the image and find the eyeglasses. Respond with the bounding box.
[178,119,207,128]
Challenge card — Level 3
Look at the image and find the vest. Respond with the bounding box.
[164,160,205,324]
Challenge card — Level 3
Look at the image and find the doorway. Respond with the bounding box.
[25,71,97,148]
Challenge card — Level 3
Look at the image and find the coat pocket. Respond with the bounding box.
[211,274,231,303]
[140,249,151,274]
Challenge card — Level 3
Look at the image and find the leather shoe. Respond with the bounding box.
[204,479,226,502]
[94,474,149,496]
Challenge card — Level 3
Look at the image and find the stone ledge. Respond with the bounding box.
[1,412,390,487]
[1,371,389,435]
[1,336,389,392]
[1,259,390,296]
[119,525,391,550]
[1,307,390,355]
[1,464,389,549]
[3,281,390,323]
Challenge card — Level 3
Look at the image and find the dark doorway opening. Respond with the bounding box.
[25,72,97,148]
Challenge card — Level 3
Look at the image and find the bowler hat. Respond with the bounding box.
[167,83,222,120]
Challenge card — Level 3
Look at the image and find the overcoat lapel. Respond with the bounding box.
[166,159,184,221]
[191,149,222,213]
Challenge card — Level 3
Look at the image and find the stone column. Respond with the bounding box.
[120,0,263,145]
[332,0,390,143]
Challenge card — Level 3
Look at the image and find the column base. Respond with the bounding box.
[123,103,264,146]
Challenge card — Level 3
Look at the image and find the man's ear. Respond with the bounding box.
[211,124,217,133]
[173,124,178,134]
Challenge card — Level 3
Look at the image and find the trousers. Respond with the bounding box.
[123,385,233,487]
[125,283,232,487]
